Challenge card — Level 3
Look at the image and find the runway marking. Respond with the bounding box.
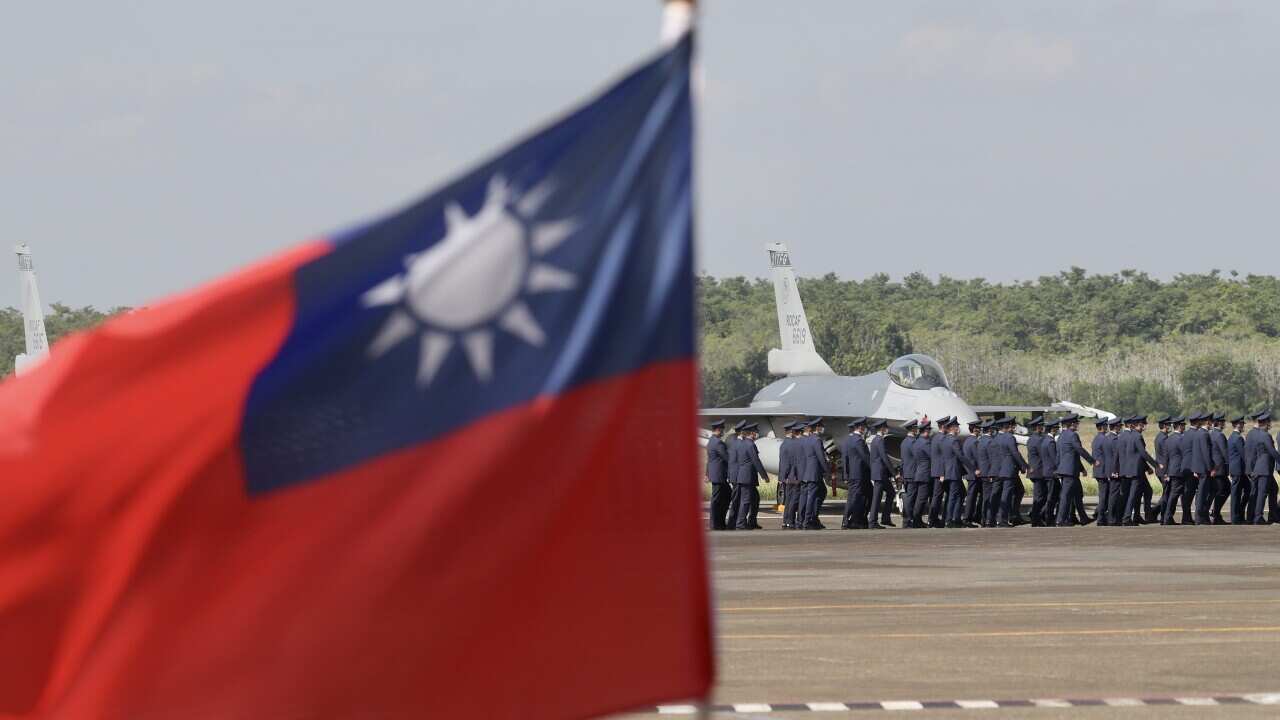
[721,625,1280,640]
[721,598,1280,613]
[648,692,1280,714]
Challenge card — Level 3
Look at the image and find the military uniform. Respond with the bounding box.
[940,420,970,527]
[991,418,1028,527]
[840,419,871,529]
[780,422,803,529]
[1118,416,1157,526]
[1092,423,1113,525]
[1227,416,1249,523]
[1054,416,1095,527]
[1162,419,1191,524]
[705,420,730,530]
[977,423,998,527]
[912,426,936,526]
[801,419,829,530]
[900,421,920,528]
[734,423,770,529]
[1246,413,1280,524]
[962,422,983,526]
[928,419,947,528]
[1209,414,1230,523]
[1153,418,1171,523]
[868,420,894,529]
[725,421,745,530]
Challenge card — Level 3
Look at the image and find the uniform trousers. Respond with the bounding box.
[1095,478,1112,524]
[981,478,1001,526]
[1230,474,1250,523]
[1253,475,1278,524]
[1163,474,1192,524]
[1194,474,1216,523]
[781,482,802,527]
[1055,475,1081,526]
[842,479,870,528]
[734,484,760,529]
[1211,475,1230,519]
[1121,476,1144,523]
[944,477,965,524]
[1046,476,1063,525]
[868,478,894,527]
[1107,478,1128,524]
[709,482,731,530]
[725,485,741,529]
[929,478,945,526]
[963,476,983,523]
[803,481,827,528]
[1030,477,1053,525]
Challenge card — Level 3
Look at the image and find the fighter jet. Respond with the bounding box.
[700,242,1111,477]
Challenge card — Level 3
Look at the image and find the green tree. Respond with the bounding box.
[1179,357,1261,415]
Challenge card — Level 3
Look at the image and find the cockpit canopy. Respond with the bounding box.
[887,354,951,391]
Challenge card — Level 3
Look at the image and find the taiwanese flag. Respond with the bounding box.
[0,34,710,720]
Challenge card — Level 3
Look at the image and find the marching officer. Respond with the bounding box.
[1163,416,1191,524]
[725,420,746,530]
[733,423,770,530]
[1209,412,1229,523]
[780,422,803,529]
[963,420,983,527]
[706,419,730,530]
[1091,418,1111,525]
[1228,415,1249,523]
[1054,414,1095,527]
[1154,416,1171,522]
[977,421,999,527]
[992,417,1028,527]
[1246,411,1280,525]
[801,418,829,530]
[840,418,872,529]
[912,422,936,527]
[941,418,971,527]
[929,417,948,528]
[1026,416,1052,526]
[868,419,894,529]
[1118,416,1157,525]
[1186,412,1213,524]
[901,419,921,528]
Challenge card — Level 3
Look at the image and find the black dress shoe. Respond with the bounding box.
[868,524,884,530]
[884,521,897,527]
[965,522,980,528]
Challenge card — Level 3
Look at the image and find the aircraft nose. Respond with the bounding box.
[925,389,979,429]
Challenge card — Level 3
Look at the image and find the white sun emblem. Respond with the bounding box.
[361,175,578,385]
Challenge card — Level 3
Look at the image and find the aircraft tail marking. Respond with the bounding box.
[765,243,832,376]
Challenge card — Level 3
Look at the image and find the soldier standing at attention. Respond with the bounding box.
[900,420,920,528]
[706,419,730,530]
[1228,415,1249,524]
[1054,414,1095,527]
[1154,417,1171,523]
[963,420,983,527]
[779,422,801,529]
[840,418,872,530]
[725,420,746,530]
[978,421,999,527]
[912,422,936,528]
[868,419,894,529]
[733,423,770,530]
[802,418,830,530]
[1209,412,1230,523]
[1162,417,1190,525]
[1092,418,1112,525]
[1026,416,1051,526]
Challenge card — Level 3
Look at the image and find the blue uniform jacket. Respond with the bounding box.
[706,436,729,484]
[941,434,969,480]
[870,434,891,482]
[900,435,917,480]
[1186,427,1211,476]
[801,434,827,483]
[1091,433,1110,478]
[963,436,980,481]
[1104,433,1121,477]
[1210,429,1228,476]
[1166,432,1184,476]
[1249,429,1280,476]
[1118,429,1156,477]
[992,432,1028,478]
[1043,434,1059,473]
[914,435,935,483]
[976,435,993,477]
[841,432,871,483]
[1055,428,1094,476]
[929,432,944,478]
[1027,433,1044,480]
[1154,431,1168,479]
[1228,431,1245,477]
[735,438,768,486]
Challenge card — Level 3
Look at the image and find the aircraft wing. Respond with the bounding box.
[698,407,806,418]
[970,401,1117,420]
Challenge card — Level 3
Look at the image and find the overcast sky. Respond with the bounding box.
[5,1,1280,308]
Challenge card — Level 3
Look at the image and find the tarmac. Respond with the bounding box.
[613,502,1280,718]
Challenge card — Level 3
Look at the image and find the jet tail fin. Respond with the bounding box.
[765,243,833,376]
[14,243,49,376]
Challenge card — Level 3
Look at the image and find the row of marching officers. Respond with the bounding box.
[705,410,1280,531]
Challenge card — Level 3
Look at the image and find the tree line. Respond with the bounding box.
[699,268,1280,417]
